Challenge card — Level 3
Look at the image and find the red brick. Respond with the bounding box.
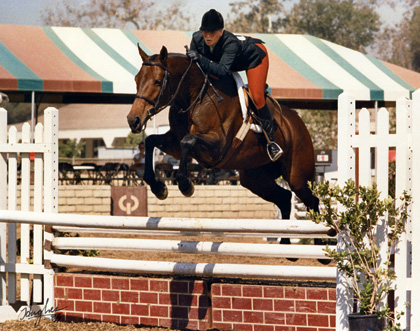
[112,277,129,290]
[83,313,101,322]
[55,274,73,287]
[178,294,197,307]
[222,284,242,297]
[187,307,208,320]
[121,315,139,325]
[131,278,149,291]
[253,298,273,311]
[274,299,295,312]
[159,293,172,305]
[170,280,189,293]
[93,277,110,289]
[328,288,336,300]
[286,313,307,326]
[212,284,221,296]
[121,291,139,303]
[171,306,189,319]
[102,314,120,324]
[253,325,274,331]
[84,289,101,301]
[296,328,317,331]
[223,309,243,322]
[275,326,294,331]
[54,287,65,298]
[113,303,130,315]
[131,303,149,316]
[140,291,158,304]
[94,302,111,314]
[244,310,264,323]
[150,279,169,292]
[243,285,263,297]
[296,300,317,313]
[150,305,169,318]
[67,288,82,300]
[102,290,119,302]
[212,309,222,322]
[157,318,172,328]
[318,301,336,314]
[191,281,205,294]
[233,323,253,331]
[74,276,92,288]
[285,287,306,299]
[56,299,74,311]
[264,286,284,298]
[185,320,199,330]
[213,322,233,330]
[140,316,158,326]
[75,301,92,313]
[306,288,328,300]
[329,315,336,328]
[308,314,329,327]
[212,296,231,309]
[198,294,211,308]
[232,297,252,310]
[265,312,286,324]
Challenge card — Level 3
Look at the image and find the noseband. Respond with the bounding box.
[134,59,194,126]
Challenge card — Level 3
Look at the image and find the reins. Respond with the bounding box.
[134,58,195,127]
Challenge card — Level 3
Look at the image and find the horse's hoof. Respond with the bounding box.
[151,181,168,200]
[327,228,337,237]
[317,259,332,265]
[178,179,194,197]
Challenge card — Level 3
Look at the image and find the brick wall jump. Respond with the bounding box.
[54,273,336,331]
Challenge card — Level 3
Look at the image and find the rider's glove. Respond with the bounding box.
[187,50,201,63]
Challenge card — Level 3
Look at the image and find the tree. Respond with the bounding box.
[59,139,83,158]
[42,0,193,30]
[226,0,285,33]
[409,6,420,72]
[283,0,380,51]
[298,109,337,149]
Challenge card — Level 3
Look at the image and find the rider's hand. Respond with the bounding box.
[187,50,201,63]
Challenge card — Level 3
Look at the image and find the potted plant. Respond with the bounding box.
[309,179,410,331]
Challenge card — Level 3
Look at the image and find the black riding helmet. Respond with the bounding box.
[199,9,224,32]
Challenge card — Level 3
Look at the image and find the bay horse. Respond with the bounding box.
[127,45,320,221]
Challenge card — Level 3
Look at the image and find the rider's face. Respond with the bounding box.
[202,30,223,47]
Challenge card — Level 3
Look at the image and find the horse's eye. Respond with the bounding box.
[154,80,161,86]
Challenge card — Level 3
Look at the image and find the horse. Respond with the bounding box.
[127,45,320,222]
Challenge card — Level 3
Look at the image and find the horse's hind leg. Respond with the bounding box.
[239,166,292,219]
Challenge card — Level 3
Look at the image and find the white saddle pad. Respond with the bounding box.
[232,72,262,133]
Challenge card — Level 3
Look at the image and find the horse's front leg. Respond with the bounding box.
[176,133,219,197]
[144,132,180,200]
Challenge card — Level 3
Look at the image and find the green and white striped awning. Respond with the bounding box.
[1,24,419,102]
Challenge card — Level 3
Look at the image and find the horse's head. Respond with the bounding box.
[127,45,172,133]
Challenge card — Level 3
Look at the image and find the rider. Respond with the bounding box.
[187,9,283,162]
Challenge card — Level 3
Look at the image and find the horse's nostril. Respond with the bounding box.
[128,115,141,131]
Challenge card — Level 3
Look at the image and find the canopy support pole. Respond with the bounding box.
[31,91,35,143]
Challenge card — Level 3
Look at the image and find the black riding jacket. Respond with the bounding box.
[189,30,266,77]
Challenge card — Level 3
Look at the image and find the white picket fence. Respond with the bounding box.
[337,90,420,330]
[0,107,58,317]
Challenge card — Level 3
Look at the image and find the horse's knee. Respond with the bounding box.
[180,135,197,150]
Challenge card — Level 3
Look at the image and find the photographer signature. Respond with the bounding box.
[19,298,67,326]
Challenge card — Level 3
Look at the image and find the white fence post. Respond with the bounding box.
[394,96,412,330]
[43,107,59,309]
[0,108,7,305]
[410,90,420,329]
[337,92,356,330]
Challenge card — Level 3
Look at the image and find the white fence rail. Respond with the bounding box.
[337,90,420,330]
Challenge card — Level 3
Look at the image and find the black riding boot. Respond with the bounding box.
[256,104,283,162]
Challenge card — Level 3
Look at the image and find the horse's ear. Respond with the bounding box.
[137,43,149,62]
[159,46,168,65]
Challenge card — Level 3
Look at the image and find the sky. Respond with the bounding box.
[0,0,403,28]
[0,0,231,27]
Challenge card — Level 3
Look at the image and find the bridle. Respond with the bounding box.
[134,59,194,127]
